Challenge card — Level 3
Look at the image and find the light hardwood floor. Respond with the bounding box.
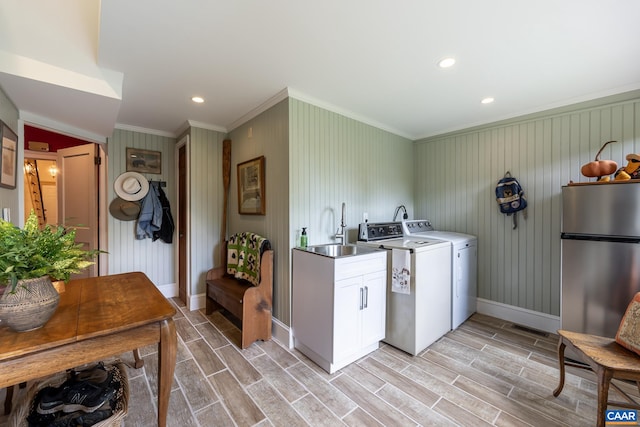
[2,298,637,426]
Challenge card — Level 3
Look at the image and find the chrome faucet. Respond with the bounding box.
[335,202,347,244]
[393,205,408,221]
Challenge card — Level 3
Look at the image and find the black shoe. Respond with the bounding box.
[36,368,115,414]
[34,384,68,415]
[27,402,57,427]
[48,402,114,427]
[36,363,110,415]
[61,371,116,414]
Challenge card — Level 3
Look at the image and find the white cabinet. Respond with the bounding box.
[334,270,386,362]
[292,248,387,374]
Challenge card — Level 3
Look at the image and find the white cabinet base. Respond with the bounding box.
[293,339,380,374]
[292,249,387,374]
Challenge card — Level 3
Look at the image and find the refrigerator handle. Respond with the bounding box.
[561,233,640,244]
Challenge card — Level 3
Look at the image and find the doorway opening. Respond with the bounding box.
[23,157,58,227]
[23,125,104,277]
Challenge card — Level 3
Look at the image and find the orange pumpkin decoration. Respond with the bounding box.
[581,140,618,178]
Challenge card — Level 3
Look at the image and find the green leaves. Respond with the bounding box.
[0,211,102,291]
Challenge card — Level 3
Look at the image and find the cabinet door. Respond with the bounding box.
[334,277,362,361]
[360,271,386,347]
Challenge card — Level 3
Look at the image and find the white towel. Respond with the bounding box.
[391,248,411,294]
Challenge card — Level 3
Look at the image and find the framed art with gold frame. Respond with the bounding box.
[126,147,161,174]
[237,156,265,215]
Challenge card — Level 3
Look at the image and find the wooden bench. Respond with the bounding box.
[205,244,274,349]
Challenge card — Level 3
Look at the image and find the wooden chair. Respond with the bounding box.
[553,295,640,427]
[205,240,274,349]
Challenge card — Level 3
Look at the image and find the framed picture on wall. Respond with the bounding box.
[0,122,18,189]
[126,147,162,174]
[237,156,265,215]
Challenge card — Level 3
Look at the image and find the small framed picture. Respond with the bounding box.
[126,148,161,174]
[0,122,18,189]
[237,156,265,215]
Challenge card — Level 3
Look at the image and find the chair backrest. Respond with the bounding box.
[615,292,640,356]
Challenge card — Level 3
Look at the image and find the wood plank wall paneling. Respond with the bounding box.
[288,98,414,325]
[107,128,176,288]
[290,99,414,241]
[227,98,414,325]
[188,127,225,295]
[414,99,640,316]
[228,99,290,323]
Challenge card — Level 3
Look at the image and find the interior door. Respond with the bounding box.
[57,144,99,278]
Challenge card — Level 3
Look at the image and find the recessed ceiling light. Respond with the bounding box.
[481,97,495,104]
[438,57,456,68]
[192,96,204,103]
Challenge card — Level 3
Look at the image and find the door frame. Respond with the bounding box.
[176,134,190,307]
[21,144,108,276]
[97,143,108,276]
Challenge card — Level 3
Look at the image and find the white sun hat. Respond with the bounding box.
[114,171,149,201]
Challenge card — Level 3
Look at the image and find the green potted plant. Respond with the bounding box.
[0,211,102,332]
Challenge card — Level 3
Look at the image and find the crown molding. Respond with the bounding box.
[227,88,290,132]
[415,85,640,141]
[184,120,227,134]
[286,88,413,140]
[114,123,176,139]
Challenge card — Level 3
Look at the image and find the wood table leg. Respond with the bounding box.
[133,348,144,369]
[4,382,27,415]
[4,385,13,415]
[553,337,566,397]
[157,318,177,427]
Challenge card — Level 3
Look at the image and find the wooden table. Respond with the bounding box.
[0,272,177,426]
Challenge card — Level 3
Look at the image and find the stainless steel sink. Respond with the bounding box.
[303,244,378,258]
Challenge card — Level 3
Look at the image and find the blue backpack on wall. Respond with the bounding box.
[495,171,527,229]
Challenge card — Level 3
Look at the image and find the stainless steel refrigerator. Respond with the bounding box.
[561,183,640,337]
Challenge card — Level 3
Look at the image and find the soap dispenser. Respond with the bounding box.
[300,227,308,248]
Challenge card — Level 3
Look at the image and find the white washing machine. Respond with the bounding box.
[403,220,478,330]
[358,222,452,355]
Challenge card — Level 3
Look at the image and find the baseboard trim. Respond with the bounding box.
[170,293,557,343]
[271,317,293,349]
[476,298,560,334]
[183,291,293,348]
[157,283,178,299]
[156,287,206,312]
[189,293,206,311]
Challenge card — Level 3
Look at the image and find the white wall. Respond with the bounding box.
[228,99,290,322]
[187,127,226,297]
[106,128,176,288]
[0,88,19,222]
[414,95,640,317]
[226,98,414,326]
[288,98,414,325]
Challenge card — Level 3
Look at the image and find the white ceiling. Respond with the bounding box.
[1,0,640,141]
